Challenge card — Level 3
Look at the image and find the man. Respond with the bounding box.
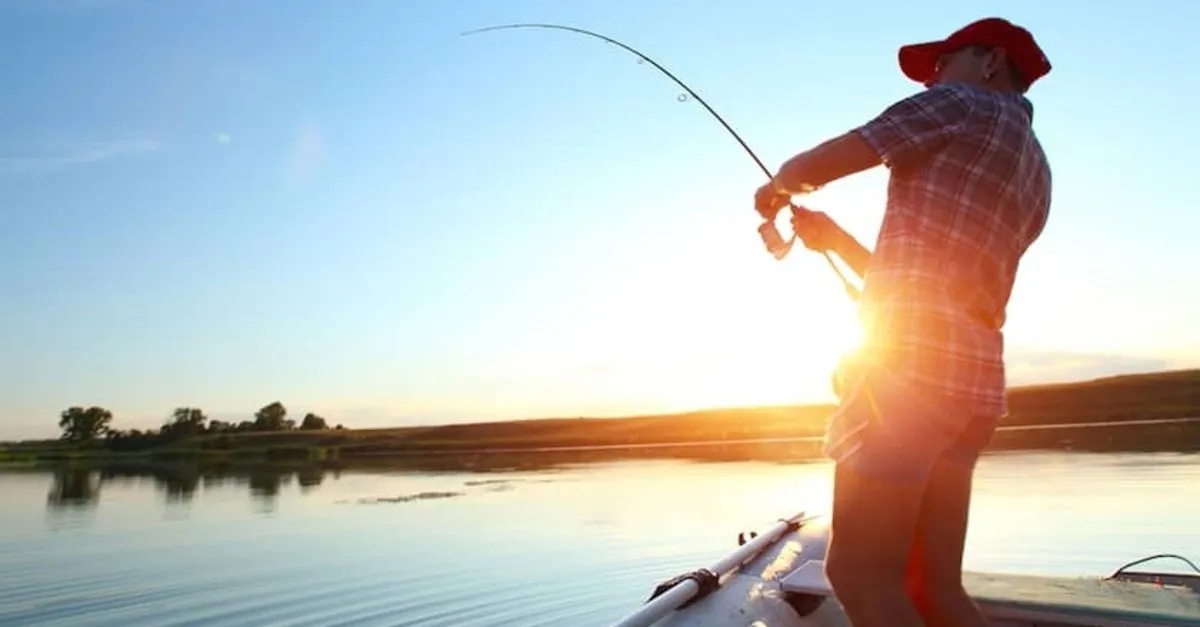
[753,17,1053,627]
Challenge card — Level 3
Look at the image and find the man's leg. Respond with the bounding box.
[822,362,984,627]
[906,453,989,627]
[906,419,998,627]
[826,461,927,627]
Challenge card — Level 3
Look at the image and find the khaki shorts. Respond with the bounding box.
[824,361,1000,484]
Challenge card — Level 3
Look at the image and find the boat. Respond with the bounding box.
[609,512,1200,627]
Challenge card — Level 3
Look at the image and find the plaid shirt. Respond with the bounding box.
[850,82,1051,417]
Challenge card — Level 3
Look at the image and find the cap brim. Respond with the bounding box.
[898,40,947,84]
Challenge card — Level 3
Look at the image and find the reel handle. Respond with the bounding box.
[757,221,792,260]
[756,202,809,260]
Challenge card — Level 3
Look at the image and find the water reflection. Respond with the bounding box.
[42,462,329,514]
[34,443,810,517]
[297,467,324,491]
[46,467,103,509]
[31,429,1200,519]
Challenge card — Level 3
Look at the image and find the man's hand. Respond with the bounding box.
[754,180,791,221]
[791,208,844,253]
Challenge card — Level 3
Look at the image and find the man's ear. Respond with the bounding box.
[984,48,1009,81]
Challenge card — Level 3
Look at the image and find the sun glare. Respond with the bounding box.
[513,205,865,414]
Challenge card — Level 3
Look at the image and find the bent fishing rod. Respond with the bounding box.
[459,23,862,301]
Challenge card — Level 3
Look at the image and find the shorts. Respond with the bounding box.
[823,360,1000,485]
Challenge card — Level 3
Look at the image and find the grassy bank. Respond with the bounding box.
[4,368,1200,465]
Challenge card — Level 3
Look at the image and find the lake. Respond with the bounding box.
[2,450,1198,626]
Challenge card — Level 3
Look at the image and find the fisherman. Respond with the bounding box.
[753,17,1053,627]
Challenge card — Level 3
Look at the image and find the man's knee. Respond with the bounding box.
[826,540,887,603]
[828,538,917,614]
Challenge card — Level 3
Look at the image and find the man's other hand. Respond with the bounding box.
[791,208,843,252]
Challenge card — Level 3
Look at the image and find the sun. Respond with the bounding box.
[530,219,863,413]
[642,263,864,411]
[501,183,873,416]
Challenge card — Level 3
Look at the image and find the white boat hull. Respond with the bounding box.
[620,514,1200,627]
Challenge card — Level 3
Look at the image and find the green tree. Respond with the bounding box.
[162,407,208,439]
[299,413,328,430]
[254,401,290,431]
[58,406,113,441]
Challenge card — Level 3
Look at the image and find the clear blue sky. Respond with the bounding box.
[3,0,1198,439]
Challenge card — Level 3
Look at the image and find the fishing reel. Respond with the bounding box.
[757,220,794,260]
[756,203,863,302]
[756,203,804,260]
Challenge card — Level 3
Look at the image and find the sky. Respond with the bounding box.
[2,0,1198,439]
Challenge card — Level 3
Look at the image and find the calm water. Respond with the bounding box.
[2,450,1199,626]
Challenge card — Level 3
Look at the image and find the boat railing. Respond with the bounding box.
[607,511,811,627]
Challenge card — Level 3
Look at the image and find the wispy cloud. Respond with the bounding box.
[0,138,162,174]
[281,122,325,187]
[1006,348,1173,387]
[0,0,137,12]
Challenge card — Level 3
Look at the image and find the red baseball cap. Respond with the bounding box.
[897,17,1052,88]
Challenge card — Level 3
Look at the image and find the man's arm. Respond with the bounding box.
[769,131,878,280]
[829,222,872,281]
[771,84,975,194]
[772,85,976,277]
[770,131,882,195]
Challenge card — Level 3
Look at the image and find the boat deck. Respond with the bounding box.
[781,558,1200,627]
[646,515,1200,627]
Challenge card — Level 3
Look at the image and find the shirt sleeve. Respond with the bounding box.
[852,84,973,170]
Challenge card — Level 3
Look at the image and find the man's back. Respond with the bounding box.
[853,81,1052,416]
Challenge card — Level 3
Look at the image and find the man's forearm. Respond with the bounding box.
[772,131,881,195]
[832,225,872,280]
[767,129,878,279]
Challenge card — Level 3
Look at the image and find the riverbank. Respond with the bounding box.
[4,368,1199,465]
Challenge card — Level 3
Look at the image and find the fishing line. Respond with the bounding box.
[459,22,861,301]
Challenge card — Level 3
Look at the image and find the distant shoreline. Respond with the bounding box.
[3,368,1200,465]
[342,416,1200,457]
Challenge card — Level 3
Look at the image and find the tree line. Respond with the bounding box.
[57,402,346,450]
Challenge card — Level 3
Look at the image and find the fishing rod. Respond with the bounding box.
[459,22,862,301]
